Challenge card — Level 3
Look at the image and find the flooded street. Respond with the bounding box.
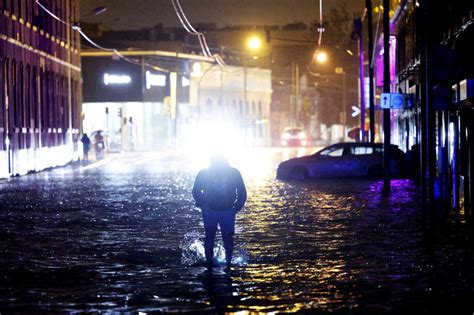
[1,148,473,313]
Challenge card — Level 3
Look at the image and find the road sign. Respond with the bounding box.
[351,105,361,117]
[380,93,414,109]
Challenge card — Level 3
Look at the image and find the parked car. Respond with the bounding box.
[276,142,407,180]
[280,127,308,147]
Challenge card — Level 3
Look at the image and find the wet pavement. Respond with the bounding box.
[1,148,474,313]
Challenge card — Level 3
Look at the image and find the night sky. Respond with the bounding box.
[80,0,365,30]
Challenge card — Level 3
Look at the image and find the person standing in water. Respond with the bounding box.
[80,133,91,161]
[192,156,247,268]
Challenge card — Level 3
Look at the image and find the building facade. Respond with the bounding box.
[79,21,360,146]
[379,0,474,218]
[0,0,82,178]
[192,62,272,148]
[81,52,272,151]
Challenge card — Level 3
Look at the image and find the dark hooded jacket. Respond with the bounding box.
[192,162,247,211]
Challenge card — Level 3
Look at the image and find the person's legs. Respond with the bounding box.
[202,208,218,265]
[218,209,236,266]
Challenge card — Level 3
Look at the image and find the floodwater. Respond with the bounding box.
[1,148,473,313]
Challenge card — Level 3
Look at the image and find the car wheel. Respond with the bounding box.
[290,167,308,180]
[367,164,383,178]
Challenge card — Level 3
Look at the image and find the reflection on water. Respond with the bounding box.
[0,149,473,313]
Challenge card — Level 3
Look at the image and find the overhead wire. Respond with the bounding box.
[172,0,200,34]
[35,0,169,72]
[317,0,324,49]
[306,0,325,78]
[171,0,225,66]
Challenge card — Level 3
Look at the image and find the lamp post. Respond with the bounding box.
[335,67,346,141]
[244,35,263,143]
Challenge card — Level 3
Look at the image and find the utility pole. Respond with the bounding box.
[354,18,366,142]
[170,72,178,146]
[382,0,391,192]
[291,61,295,126]
[335,67,346,141]
[366,0,376,142]
[296,63,300,125]
[419,0,435,223]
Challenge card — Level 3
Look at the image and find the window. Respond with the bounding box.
[0,58,7,151]
[12,60,18,128]
[320,146,344,157]
[32,67,38,130]
[351,146,374,155]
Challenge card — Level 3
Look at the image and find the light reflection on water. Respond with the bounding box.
[0,149,473,313]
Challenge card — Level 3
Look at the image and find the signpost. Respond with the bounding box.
[380,93,414,109]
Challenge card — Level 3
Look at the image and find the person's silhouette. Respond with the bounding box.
[192,156,247,267]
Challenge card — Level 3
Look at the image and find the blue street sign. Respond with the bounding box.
[380,93,414,109]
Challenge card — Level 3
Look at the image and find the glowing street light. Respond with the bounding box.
[247,36,262,51]
[314,51,328,64]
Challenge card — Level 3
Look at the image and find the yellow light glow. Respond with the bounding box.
[314,51,328,64]
[247,36,262,51]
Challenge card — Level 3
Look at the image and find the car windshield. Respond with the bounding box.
[319,146,344,157]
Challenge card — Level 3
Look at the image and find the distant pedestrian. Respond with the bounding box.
[80,133,91,161]
[126,117,137,151]
[94,131,105,160]
[192,155,247,268]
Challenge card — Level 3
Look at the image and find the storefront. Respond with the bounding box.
[81,55,190,151]
[450,79,474,216]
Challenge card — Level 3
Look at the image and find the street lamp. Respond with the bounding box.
[314,50,328,64]
[247,35,262,52]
